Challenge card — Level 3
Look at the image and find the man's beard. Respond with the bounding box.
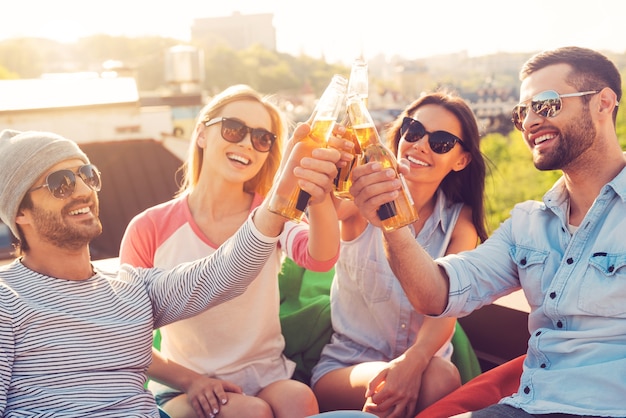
[533,108,595,171]
[30,199,103,251]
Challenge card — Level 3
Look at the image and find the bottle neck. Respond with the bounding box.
[352,123,383,148]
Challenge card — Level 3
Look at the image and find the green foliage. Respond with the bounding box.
[481,131,561,232]
[616,94,626,150]
[482,85,626,233]
[0,37,343,96]
[2,36,626,235]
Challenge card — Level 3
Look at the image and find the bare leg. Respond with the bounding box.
[162,392,273,418]
[414,357,461,412]
[257,379,319,418]
[313,362,389,412]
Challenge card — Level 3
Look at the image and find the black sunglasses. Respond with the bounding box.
[205,117,277,153]
[511,90,599,131]
[400,117,465,154]
[29,164,102,199]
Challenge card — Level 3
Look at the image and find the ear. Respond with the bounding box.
[452,151,472,172]
[15,207,30,227]
[598,87,619,117]
[195,123,207,148]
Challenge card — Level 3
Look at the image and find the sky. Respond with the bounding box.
[3,0,626,64]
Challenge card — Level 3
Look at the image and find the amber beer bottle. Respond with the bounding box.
[333,59,368,200]
[267,75,347,221]
[347,95,419,231]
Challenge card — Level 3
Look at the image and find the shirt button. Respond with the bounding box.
[520,257,527,266]
[567,258,574,264]
[400,323,406,329]
[524,386,530,394]
[608,265,615,273]
[535,331,542,336]
[540,363,547,368]
[550,292,556,299]
[557,321,563,328]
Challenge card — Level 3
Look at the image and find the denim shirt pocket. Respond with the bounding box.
[510,245,549,307]
[356,258,394,304]
[579,252,626,317]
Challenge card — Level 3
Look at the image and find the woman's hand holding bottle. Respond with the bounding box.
[267,75,347,221]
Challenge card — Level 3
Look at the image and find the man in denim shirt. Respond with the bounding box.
[349,46,625,417]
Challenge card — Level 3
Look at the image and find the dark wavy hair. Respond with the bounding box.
[385,91,489,242]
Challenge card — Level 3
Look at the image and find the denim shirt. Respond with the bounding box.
[438,167,626,416]
[330,190,461,361]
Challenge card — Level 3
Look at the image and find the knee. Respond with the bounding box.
[288,381,319,412]
[243,397,274,418]
[260,379,319,415]
[432,357,462,389]
[419,358,462,409]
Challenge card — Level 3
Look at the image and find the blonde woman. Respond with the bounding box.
[120,85,341,418]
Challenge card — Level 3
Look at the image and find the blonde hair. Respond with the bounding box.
[177,85,287,197]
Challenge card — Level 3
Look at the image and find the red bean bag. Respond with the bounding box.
[415,355,525,418]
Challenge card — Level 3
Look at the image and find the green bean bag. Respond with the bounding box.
[279,257,335,384]
[278,257,482,385]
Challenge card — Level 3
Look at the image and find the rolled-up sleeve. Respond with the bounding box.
[436,216,522,318]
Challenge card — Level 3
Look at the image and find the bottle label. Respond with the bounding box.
[295,190,311,212]
[378,201,397,221]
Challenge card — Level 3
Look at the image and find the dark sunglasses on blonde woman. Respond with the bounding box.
[28,164,102,199]
[205,117,277,152]
[400,117,465,154]
[511,89,600,131]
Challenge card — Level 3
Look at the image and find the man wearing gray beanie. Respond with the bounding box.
[0,128,343,416]
[0,129,90,241]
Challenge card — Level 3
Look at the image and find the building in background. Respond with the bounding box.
[0,46,206,263]
[140,45,205,148]
[0,74,173,143]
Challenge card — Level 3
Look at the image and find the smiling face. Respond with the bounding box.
[398,104,471,187]
[519,63,597,171]
[197,100,273,186]
[16,158,102,251]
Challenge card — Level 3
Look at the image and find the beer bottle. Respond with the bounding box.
[346,94,419,231]
[268,74,347,222]
[333,58,368,200]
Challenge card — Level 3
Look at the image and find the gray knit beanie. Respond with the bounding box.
[0,129,90,239]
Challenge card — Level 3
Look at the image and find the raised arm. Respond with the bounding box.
[350,161,450,315]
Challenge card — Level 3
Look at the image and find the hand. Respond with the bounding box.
[284,122,341,205]
[328,124,356,169]
[363,356,425,418]
[350,162,403,227]
[186,375,243,418]
[278,122,310,174]
[295,145,341,205]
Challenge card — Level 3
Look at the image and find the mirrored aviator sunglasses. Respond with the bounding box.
[205,117,276,153]
[29,164,102,199]
[400,117,465,154]
[511,90,599,131]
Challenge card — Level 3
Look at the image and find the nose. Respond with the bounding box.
[73,175,94,196]
[521,107,545,132]
[409,133,430,152]
[239,129,254,149]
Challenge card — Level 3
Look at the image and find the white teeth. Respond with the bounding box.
[407,155,429,166]
[534,134,553,145]
[69,207,90,215]
[227,153,250,165]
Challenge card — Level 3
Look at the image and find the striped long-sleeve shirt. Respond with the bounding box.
[0,215,278,417]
